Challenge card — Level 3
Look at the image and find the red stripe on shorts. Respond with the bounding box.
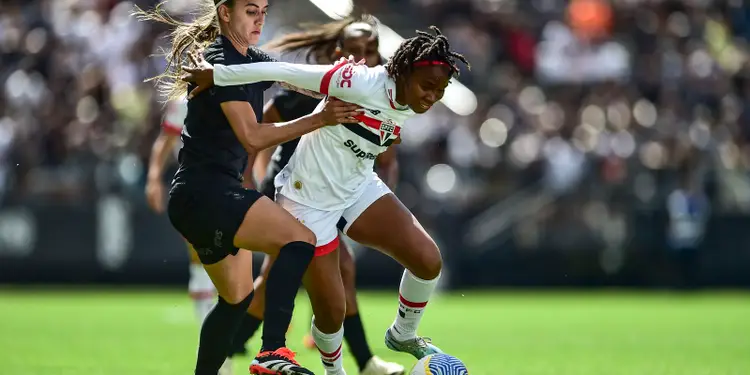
[314,236,340,257]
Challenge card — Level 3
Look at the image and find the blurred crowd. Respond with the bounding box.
[367,0,750,254]
[1,0,750,236]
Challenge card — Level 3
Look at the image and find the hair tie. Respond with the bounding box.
[413,60,449,68]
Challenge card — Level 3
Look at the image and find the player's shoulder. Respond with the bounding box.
[203,37,227,65]
[247,46,276,63]
[337,63,385,96]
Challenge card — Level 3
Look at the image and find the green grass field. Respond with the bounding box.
[0,289,748,375]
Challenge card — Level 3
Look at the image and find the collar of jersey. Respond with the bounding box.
[219,35,251,59]
[384,77,410,111]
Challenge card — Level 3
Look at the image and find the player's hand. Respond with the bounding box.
[145,178,166,214]
[335,54,366,66]
[181,50,214,99]
[317,97,362,126]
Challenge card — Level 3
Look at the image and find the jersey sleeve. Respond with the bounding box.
[161,98,187,135]
[214,61,377,103]
[248,46,277,91]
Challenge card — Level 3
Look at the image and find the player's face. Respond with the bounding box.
[338,35,380,68]
[404,66,451,114]
[224,0,268,46]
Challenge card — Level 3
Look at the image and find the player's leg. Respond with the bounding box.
[303,249,347,375]
[276,193,348,375]
[338,240,404,375]
[231,197,319,375]
[187,243,234,375]
[229,255,271,356]
[187,242,217,324]
[198,251,255,375]
[169,186,316,375]
[341,178,443,360]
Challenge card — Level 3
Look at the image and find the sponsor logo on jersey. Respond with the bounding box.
[366,108,381,115]
[338,64,355,88]
[344,140,377,160]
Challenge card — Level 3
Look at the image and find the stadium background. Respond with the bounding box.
[1,0,749,374]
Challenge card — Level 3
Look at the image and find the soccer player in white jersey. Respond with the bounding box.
[183,26,470,375]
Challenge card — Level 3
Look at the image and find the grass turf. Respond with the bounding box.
[0,289,748,375]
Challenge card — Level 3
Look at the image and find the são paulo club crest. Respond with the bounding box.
[379,119,397,145]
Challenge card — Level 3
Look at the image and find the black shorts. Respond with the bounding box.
[167,181,263,265]
[259,162,283,201]
[259,175,276,201]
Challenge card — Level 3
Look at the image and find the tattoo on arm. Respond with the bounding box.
[277,82,325,99]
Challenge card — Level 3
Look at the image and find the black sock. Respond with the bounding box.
[195,292,254,375]
[230,314,263,356]
[260,241,315,352]
[343,313,374,370]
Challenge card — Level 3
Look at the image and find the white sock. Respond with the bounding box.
[390,270,439,341]
[311,317,346,375]
[188,263,216,324]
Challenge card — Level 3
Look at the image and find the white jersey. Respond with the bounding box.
[215,61,414,210]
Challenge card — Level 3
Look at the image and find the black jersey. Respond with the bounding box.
[174,35,274,186]
[167,36,275,265]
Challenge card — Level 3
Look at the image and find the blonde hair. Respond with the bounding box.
[133,0,233,101]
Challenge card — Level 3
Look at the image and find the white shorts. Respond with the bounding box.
[276,176,392,256]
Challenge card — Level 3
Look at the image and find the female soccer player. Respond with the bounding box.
[145,97,233,375]
[229,18,404,375]
[183,25,470,375]
[135,1,362,374]
[147,96,267,375]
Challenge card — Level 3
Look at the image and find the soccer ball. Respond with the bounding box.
[410,354,468,375]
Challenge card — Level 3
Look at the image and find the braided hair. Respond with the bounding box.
[385,26,470,82]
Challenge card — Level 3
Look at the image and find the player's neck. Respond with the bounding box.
[394,81,408,107]
[222,32,251,56]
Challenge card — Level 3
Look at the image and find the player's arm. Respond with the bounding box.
[147,131,179,182]
[215,61,367,100]
[220,97,359,154]
[376,146,399,190]
[276,82,326,100]
[145,130,179,213]
[181,52,372,102]
[252,100,283,183]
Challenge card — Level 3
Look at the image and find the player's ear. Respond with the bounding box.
[333,46,343,59]
[217,5,231,23]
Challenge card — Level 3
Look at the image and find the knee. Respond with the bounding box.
[310,290,346,333]
[289,225,317,247]
[409,240,442,280]
[223,286,255,306]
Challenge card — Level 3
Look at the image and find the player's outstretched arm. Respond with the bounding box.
[182,51,371,102]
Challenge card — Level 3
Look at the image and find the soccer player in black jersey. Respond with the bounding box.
[135,1,362,374]
[228,18,403,375]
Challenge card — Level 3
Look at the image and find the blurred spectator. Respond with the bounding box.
[1,0,750,262]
